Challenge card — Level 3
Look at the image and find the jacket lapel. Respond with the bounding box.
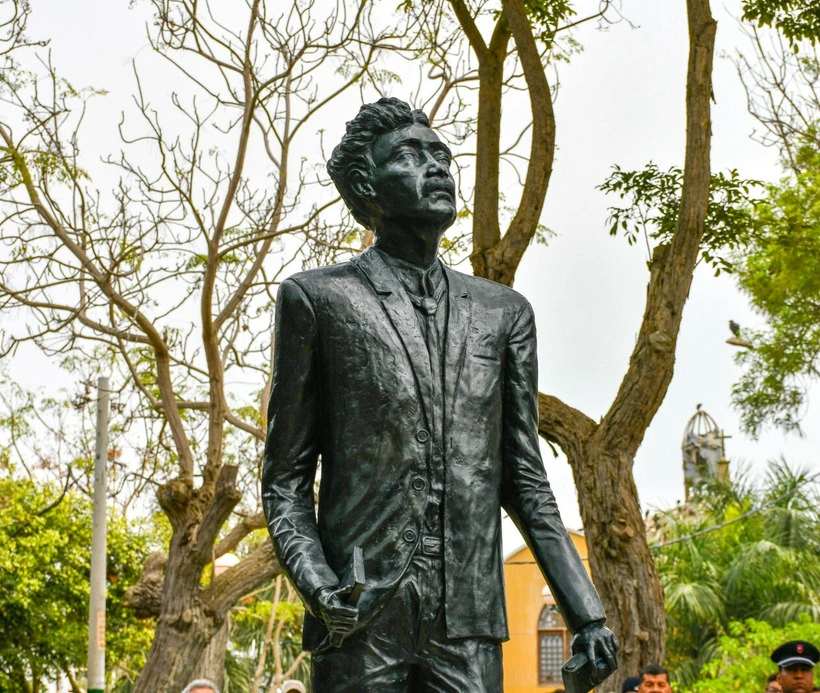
[352,248,434,426]
[443,266,472,440]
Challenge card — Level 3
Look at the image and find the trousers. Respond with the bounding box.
[311,553,503,692]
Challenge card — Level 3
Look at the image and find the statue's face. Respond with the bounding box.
[368,123,456,234]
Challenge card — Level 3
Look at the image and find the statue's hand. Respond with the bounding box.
[315,585,359,641]
[572,621,619,677]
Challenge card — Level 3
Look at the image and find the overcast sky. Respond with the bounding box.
[19,0,820,537]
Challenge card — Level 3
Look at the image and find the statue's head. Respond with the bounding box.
[327,97,455,236]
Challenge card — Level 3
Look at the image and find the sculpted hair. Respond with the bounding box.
[327,96,431,231]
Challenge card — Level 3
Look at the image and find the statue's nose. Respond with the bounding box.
[424,154,448,175]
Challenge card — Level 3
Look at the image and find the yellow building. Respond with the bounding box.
[503,531,590,693]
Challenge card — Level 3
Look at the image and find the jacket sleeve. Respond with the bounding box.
[261,278,337,614]
[499,301,606,633]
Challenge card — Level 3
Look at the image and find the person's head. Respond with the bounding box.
[638,664,671,692]
[327,97,456,241]
[771,641,819,693]
[767,672,783,693]
[181,679,220,693]
[278,681,306,693]
[622,675,641,692]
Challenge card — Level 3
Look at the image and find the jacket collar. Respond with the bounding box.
[352,247,472,444]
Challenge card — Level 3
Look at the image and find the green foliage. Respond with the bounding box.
[0,477,154,690]
[600,163,762,275]
[732,149,820,435]
[655,462,820,686]
[523,0,576,45]
[533,222,556,246]
[683,616,820,693]
[742,0,820,47]
[225,578,311,692]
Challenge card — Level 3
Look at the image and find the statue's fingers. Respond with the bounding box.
[331,616,358,630]
[330,606,359,627]
[597,638,617,673]
[601,644,618,672]
[585,640,597,667]
[331,623,356,636]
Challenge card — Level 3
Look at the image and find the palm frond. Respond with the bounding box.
[665,580,727,624]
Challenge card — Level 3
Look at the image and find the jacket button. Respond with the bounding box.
[412,477,426,491]
[403,528,417,543]
[416,429,430,443]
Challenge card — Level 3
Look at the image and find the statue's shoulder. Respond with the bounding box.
[448,267,529,310]
[284,257,359,293]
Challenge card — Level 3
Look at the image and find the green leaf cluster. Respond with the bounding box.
[600,163,762,275]
[733,149,820,435]
[523,0,576,46]
[684,616,820,693]
[223,579,310,692]
[655,462,820,687]
[0,477,154,690]
[742,0,820,47]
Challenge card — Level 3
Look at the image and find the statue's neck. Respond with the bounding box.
[374,226,441,269]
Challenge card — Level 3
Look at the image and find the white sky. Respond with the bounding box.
[18,0,820,536]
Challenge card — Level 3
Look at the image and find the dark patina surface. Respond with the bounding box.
[262,97,617,691]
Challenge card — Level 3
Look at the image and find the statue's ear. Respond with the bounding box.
[349,170,376,201]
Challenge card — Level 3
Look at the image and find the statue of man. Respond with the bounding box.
[262,97,617,691]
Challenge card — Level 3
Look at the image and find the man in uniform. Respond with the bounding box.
[262,97,618,691]
[771,641,819,693]
[622,675,641,692]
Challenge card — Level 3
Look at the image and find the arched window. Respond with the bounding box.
[538,604,570,686]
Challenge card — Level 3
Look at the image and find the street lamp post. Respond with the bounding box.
[87,377,110,693]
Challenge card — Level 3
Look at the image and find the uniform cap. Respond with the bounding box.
[770,640,820,669]
[622,676,640,692]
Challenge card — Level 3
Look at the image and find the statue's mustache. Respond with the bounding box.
[424,179,455,197]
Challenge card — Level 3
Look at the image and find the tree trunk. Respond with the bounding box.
[133,536,281,693]
[132,541,222,693]
[18,668,32,693]
[454,0,557,286]
[132,469,281,693]
[191,617,231,689]
[574,443,665,670]
[536,0,716,672]
[538,396,661,670]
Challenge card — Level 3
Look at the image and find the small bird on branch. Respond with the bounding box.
[727,320,753,348]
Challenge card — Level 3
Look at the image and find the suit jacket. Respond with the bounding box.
[262,247,605,651]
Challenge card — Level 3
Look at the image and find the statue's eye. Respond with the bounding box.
[393,148,417,162]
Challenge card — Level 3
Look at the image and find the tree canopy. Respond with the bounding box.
[742,0,820,46]
[684,616,820,693]
[729,23,820,435]
[733,157,820,435]
[0,477,154,692]
[655,462,820,686]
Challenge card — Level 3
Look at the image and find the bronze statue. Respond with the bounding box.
[262,97,617,691]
